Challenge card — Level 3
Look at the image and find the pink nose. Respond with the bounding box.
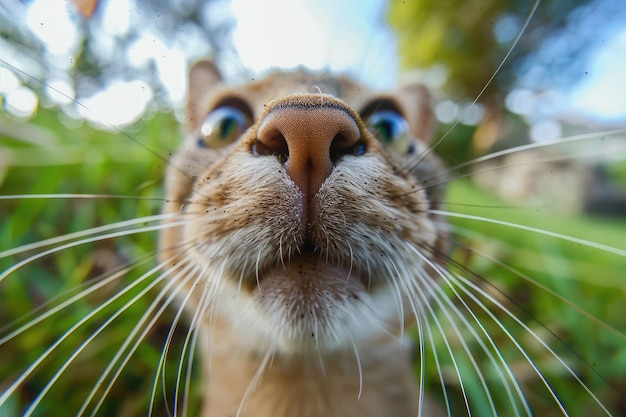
[254,95,363,202]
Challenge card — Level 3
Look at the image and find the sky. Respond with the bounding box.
[569,29,626,121]
[230,0,397,86]
[0,0,625,137]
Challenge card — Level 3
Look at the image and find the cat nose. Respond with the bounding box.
[254,95,363,200]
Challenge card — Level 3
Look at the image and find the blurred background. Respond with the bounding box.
[1,0,625,212]
[1,0,625,130]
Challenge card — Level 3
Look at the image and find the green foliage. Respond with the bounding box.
[431,179,626,416]
[388,0,595,102]
[390,0,508,99]
[0,107,201,416]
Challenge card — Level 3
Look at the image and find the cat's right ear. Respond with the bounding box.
[187,60,223,124]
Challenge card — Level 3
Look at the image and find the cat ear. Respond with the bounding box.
[396,78,435,144]
[187,60,223,122]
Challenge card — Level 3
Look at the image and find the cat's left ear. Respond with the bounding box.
[187,60,223,124]
[396,78,435,144]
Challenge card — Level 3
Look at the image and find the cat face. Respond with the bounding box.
[160,62,448,353]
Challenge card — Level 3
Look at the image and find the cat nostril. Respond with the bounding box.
[252,134,289,164]
[330,133,367,163]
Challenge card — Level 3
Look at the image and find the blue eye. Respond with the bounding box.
[367,110,411,154]
[198,106,251,148]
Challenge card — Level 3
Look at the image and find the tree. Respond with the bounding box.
[388,0,620,152]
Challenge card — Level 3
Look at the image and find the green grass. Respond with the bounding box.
[1,106,625,416]
[0,108,196,416]
[432,179,626,415]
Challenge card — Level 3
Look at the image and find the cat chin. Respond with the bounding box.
[210,269,408,355]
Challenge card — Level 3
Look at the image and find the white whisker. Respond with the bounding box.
[177,263,217,417]
[0,193,163,201]
[451,226,625,340]
[408,246,522,414]
[18,261,171,416]
[0,259,169,409]
[415,281,473,416]
[81,255,199,417]
[411,246,531,416]
[0,213,178,259]
[235,347,275,417]
[150,258,205,417]
[426,129,626,184]
[428,142,625,190]
[433,210,626,257]
[348,334,363,400]
[0,255,151,346]
[413,303,426,417]
[384,261,407,340]
[0,218,191,283]
[420,304,453,417]
[451,272,612,416]
[409,0,541,170]
[172,262,220,417]
[419,275,499,415]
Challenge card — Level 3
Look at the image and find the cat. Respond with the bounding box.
[0,1,625,417]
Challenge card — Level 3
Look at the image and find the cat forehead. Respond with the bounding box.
[211,69,373,114]
[250,70,347,97]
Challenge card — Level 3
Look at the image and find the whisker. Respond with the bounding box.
[168,261,221,417]
[179,260,228,415]
[417,270,501,415]
[433,210,626,257]
[418,250,531,416]
[0,56,189,175]
[0,212,178,258]
[0,193,163,201]
[0,218,192,283]
[383,257,408,340]
[413,302,426,417]
[406,0,541,173]
[425,140,624,191]
[15,261,171,416]
[411,242,533,414]
[425,129,626,185]
[151,259,205,417]
[414,281,473,416]
[448,258,615,416]
[447,272,574,416]
[420,303,453,417]
[235,347,275,417]
[80,256,199,417]
[450,228,625,340]
[175,263,217,417]
[346,242,354,284]
[180,316,201,417]
[0,251,155,346]
[255,247,263,294]
[0,259,168,409]
[348,334,363,400]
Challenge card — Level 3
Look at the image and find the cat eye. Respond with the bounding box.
[198,106,251,148]
[366,110,411,154]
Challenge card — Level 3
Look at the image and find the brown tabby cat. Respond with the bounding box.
[159,61,445,416]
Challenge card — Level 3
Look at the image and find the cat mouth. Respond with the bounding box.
[248,236,371,294]
[252,252,368,319]
[254,252,366,292]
